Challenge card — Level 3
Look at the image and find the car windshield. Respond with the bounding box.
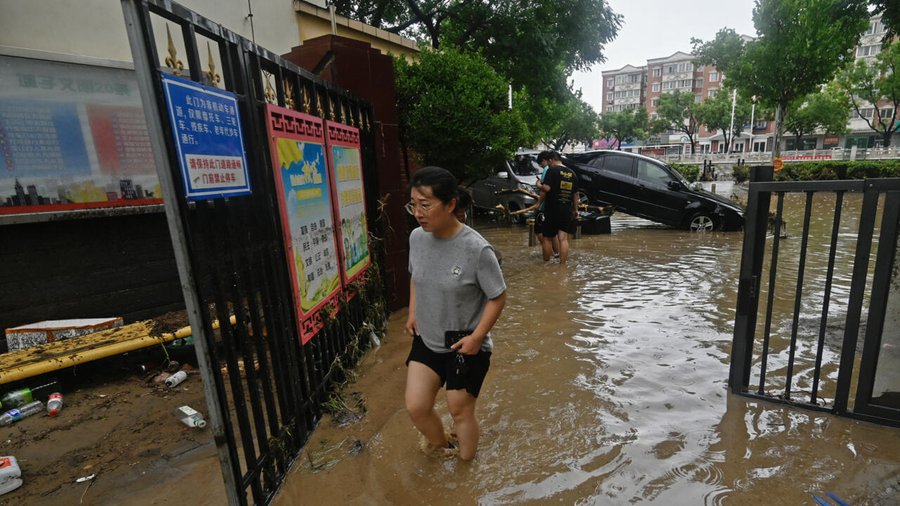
[511,156,541,177]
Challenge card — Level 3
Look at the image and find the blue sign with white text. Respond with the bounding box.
[160,74,251,201]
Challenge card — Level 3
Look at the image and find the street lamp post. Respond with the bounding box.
[728,88,737,154]
[748,95,757,154]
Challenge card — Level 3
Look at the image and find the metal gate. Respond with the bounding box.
[730,166,900,428]
[120,1,387,503]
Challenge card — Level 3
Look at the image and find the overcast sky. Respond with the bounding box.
[571,0,758,113]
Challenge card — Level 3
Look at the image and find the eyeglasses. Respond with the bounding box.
[405,201,435,215]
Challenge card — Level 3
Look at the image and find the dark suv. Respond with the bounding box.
[563,150,744,231]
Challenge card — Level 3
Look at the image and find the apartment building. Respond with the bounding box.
[845,14,896,149]
[601,64,646,113]
[599,14,896,154]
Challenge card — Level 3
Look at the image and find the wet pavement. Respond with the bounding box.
[275,185,900,505]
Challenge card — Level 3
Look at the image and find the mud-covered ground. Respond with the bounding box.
[0,311,226,505]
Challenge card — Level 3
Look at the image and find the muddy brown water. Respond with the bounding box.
[275,185,899,505]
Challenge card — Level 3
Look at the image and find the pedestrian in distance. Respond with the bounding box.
[534,152,560,260]
[537,150,578,264]
[405,166,507,461]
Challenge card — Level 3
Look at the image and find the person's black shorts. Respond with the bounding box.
[406,335,491,398]
[542,212,575,238]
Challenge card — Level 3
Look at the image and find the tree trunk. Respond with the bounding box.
[883,129,893,148]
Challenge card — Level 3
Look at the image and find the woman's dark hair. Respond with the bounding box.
[410,166,458,205]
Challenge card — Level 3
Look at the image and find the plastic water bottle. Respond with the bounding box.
[46,393,63,417]
[0,401,44,426]
[175,405,207,428]
[165,370,188,388]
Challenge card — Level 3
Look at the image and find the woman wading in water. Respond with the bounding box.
[404,166,507,461]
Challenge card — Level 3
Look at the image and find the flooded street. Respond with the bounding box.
[276,186,900,505]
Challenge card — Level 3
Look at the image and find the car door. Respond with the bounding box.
[632,159,689,226]
[590,154,636,209]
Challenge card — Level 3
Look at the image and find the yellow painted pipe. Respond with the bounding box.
[0,315,237,385]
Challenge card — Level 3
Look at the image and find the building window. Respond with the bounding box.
[695,78,704,88]
[651,98,659,107]
[857,45,880,57]
[858,108,874,119]
[695,94,702,103]
[666,64,677,74]
[607,78,614,88]
[652,83,660,92]
[653,67,661,77]
[755,118,767,128]
[708,89,718,98]
[709,71,719,82]
[879,107,894,120]
[629,74,640,83]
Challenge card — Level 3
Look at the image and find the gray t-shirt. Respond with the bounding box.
[409,225,506,353]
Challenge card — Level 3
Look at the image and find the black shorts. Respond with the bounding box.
[406,335,491,398]
[542,212,575,238]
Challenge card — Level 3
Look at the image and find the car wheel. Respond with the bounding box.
[688,213,716,232]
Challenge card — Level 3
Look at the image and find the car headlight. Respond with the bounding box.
[518,182,536,192]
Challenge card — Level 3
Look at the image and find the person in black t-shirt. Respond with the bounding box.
[537,151,577,264]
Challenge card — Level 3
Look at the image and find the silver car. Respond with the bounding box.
[469,157,540,221]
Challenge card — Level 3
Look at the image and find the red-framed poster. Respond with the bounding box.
[324,121,370,286]
[266,105,342,344]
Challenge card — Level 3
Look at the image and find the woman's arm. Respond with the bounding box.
[405,278,417,336]
[451,291,506,355]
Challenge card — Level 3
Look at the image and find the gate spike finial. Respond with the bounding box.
[205,42,221,87]
[164,25,185,75]
[263,72,276,104]
[285,80,295,110]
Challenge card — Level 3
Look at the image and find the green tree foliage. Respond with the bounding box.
[393,48,527,183]
[333,0,621,96]
[598,109,648,150]
[653,90,701,154]
[517,88,599,152]
[695,88,752,154]
[692,0,869,159]
[784,82,851,148]
[837,40,900,147]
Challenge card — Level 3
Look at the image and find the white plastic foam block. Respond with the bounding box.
[5,317,124,352]
[0,456,23,496]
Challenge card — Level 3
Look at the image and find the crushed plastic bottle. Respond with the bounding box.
[175,405,207,428]
[46,393,63,417]
[0,401,44,426]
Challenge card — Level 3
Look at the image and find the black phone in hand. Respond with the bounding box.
[444,330,472,349]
